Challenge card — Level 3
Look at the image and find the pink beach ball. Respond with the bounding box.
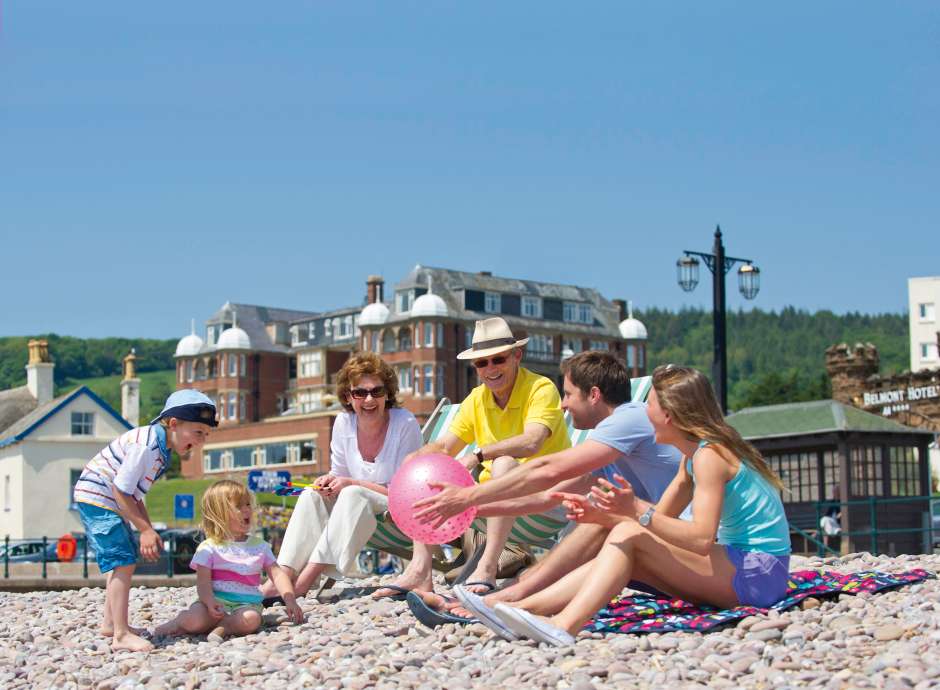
[388,453,478,545]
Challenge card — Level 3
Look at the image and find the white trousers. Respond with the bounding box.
[276,485,388,580]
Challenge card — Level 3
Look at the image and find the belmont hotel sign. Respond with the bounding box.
[864,384,940,416]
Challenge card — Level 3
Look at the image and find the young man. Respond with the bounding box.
[413,351,683,613]
[73,389,217,651]
[375,317,569,597]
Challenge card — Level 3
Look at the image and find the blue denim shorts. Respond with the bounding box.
[725,545,790,608]
[77,503,138,573]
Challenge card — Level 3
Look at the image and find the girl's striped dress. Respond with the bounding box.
[189,537,275,611]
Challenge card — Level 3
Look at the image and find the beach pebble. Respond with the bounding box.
[0,554,937,689]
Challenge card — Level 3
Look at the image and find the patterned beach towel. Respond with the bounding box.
[587,568,932,634]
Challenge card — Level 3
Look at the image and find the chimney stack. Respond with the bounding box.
[25,339,54,405]
[612,299,627,322]
[366,275,384,304]
[121,349,140,426]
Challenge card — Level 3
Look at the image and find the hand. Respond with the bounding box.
[550,492,617,528]
[205,598,225,620]
[589,475,639,519]
[139,529,163,562]
[285,598,304,624]
[314,475,355,497]
[413,483,472,528]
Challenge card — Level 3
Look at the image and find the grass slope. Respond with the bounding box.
[58,369,177,424]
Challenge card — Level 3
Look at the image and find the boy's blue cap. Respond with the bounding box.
[151,390,218,427]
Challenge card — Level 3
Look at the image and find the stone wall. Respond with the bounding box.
[826,342,940,432]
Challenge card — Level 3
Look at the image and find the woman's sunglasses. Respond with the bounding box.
[472,355,508,369]
[350,386,386,400]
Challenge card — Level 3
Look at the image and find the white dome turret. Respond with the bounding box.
[618,301,648,340]
[217,310,251,350]
[175,319,205,357]
[411,273,450,318]
[359,302,390,326]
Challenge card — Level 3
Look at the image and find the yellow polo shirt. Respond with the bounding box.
[449,367,570,482]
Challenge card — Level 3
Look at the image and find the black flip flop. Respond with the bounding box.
[371,584,412,601]
[262,596,285,608]
[406,591,476,627]
[462,581,496,594]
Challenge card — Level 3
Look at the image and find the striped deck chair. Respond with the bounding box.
[364,376,653,560]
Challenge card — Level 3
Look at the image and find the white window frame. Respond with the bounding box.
[437,323,444,347]
[484,292,501,314]
[522,296,542,318]
[186,360,195,382]
[228,354,237,377]
[423,364,434,395]
[228,393,237,421]
[578,304,592,324]
[563,338,583,354]
[590,340,608,351]
[563,302,577,322]
[71,411,94,436]
[919,303,936,322]
[398,366,412,391]
[424,323,434,347]
[436,364,444,396]
[299,351,323,378]
[921,342,938,361]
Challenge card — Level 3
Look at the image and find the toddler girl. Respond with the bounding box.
[155,480,303,639]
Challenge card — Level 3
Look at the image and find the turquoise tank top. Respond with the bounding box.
[686,441,791,555]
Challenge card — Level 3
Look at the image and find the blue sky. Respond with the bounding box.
[1,2,937,339]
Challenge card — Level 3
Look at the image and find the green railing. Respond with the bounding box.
[798,495,938,558]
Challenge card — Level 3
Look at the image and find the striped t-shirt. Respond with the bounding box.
[190,537,275,607]
[72,425,171,513]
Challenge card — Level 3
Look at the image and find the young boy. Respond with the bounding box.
[73,389,217,652]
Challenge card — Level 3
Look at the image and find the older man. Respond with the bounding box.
[374,317,570,597]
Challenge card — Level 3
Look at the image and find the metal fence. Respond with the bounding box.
[791,495,938,558]
[1,530,400,580]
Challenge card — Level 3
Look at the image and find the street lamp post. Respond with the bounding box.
[676,226,761,414]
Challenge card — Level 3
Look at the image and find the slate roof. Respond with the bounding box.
[727,399,934,440]
[386,264,623,336]
[204,302,321,354]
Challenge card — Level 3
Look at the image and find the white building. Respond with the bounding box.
[0,341,132,540]
[909,276,940,372]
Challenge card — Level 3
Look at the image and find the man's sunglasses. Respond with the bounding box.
[350,386,386,400]
[472,355,508,369]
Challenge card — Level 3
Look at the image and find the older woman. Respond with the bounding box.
[259,353,422,599]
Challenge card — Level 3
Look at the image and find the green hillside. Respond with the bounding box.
[58,369,177,427]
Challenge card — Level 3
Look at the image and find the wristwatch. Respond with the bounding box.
[638,505,656,527]
[474,448,485,465]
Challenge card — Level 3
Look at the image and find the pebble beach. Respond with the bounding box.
[2,552,939,690]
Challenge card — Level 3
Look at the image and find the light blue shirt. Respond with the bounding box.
[587,403,682,504]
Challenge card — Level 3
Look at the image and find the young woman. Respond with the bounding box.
[462,364,791,646]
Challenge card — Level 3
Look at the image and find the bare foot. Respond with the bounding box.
[372,570,433,599]
[100,624,146,637]
[111,632,154,652]
[461,564,498,594]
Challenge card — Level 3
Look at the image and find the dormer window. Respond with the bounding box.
[206,326,216,345]
[485,292,501,314]
[522,296,542,318]
[563,302,593,324]
[308,322,316,339]
[396,290,413,314]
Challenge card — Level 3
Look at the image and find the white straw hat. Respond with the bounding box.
[456,317,530,360]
